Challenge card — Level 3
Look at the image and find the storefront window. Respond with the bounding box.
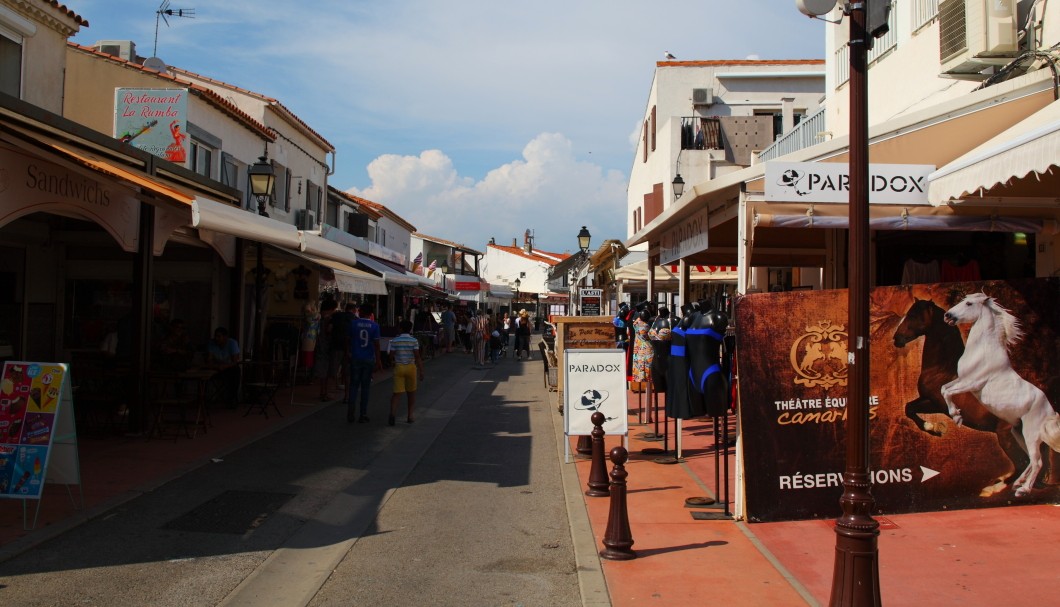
[64,279,133,351]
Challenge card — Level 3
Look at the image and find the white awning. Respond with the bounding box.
[928,99,1060,204]
[615,259,737,283]
[302,254,387,295]
[300,231,357,266]
[191,197,301,250]
[357,254,420,286]
[487,287,516,299]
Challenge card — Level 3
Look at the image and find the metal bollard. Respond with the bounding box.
[585,412,610,497]
[599,445,636,560]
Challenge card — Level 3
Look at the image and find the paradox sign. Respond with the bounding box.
[765,161,933,205]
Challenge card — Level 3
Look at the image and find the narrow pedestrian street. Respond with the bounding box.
[0,347,582,607]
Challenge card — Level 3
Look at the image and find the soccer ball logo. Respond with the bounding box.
[576,389,609,411]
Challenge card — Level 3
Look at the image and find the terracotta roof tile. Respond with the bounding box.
[488,243,570,266]
[48,1,88,26]
[339,191,416,233]
[165,66,333,150]
[413,232,482,255]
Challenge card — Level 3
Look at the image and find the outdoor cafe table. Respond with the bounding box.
[146,367,216,439]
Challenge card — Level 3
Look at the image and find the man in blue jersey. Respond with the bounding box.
[346,304,381,423]
[387,320,425,426]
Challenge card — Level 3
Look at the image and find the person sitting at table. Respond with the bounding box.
[206,326,241,407]
[158,319,194,371]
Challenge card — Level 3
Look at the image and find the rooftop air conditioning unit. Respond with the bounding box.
[939,0,1019,80]
[94,40,137,62]
[692,88,714,106]
[295,209,316,230]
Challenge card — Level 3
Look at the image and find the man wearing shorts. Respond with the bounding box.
[387,320,424,426]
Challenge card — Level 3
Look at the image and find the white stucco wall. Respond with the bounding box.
[628,62,825,243]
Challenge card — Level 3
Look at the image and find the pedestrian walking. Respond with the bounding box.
[515,308,532,360]
[387,320,424,425]
[347,303,381,423]
[440,304,457,353]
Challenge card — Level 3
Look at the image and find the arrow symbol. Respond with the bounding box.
[920,466,940,482]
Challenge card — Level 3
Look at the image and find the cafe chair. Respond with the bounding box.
[241,360,284,418]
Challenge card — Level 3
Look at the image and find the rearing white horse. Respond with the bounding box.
[941,292,1060,497]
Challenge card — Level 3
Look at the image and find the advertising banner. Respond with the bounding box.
[736,278,1060,522]
[0,362,73,499]
[564,349,628,437]
[114,88,189,163]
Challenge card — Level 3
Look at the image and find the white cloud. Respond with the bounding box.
[349,133,627,253]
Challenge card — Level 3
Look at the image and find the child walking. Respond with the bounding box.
[387,320,424,425]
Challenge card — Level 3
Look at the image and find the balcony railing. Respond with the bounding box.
[834,6,899,86]
[757,106,827,162]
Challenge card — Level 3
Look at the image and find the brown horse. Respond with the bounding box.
[893,297,1028,496]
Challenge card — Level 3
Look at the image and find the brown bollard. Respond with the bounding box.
[576,434,592,456]
[585,412,610,497]
[599,445,636,560]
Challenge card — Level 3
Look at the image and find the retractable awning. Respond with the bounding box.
[356,254,420,286]
[615,259,737,283]
[294,253,387,296]
[191,197,302,250]
[300,231,357,266]
[928,99,1060,204]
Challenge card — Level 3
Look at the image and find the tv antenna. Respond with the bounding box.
[153,1,195,57]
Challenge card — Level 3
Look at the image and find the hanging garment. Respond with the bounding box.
[631,317,654,382]
[901,259,940,285]
[648,316,673,393]
[940,258,981,282]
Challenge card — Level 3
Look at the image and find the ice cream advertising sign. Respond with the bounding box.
[0,362,68,498]
[735,279,1060,522]
[114,88,189,164]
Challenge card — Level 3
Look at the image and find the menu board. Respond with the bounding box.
[0,362,70,499]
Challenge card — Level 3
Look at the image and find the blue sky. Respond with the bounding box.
[67,0,825,253]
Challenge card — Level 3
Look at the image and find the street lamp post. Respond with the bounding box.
[571,227,591,315]
[248,153,275,362]
[513,277,521,306]
[830,2,881,605]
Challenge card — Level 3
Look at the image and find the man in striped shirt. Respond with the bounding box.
[387,320,424,426]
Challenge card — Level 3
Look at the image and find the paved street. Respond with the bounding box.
[0,350,582,607]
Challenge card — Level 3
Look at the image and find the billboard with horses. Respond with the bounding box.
[735,278,1060,522]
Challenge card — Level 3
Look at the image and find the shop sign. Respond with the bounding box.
[454,280,482,291]
[564,349,628,437]
[765,161,934,204]
[114,88,189,163]
[735,278,1060,522]
[580,288,602,316]
[0,146,140,251]
[660,206,709,265]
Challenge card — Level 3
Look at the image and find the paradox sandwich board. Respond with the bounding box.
[564,349,628,438]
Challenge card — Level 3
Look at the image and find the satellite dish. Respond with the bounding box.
[143,56,168,73]
[796,0,837,17]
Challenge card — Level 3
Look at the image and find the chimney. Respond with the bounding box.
[523,229,533,254]
[512,238,518,247]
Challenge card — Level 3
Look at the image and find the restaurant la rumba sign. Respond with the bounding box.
[735,278,1060,523]
[765,161,933,204]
